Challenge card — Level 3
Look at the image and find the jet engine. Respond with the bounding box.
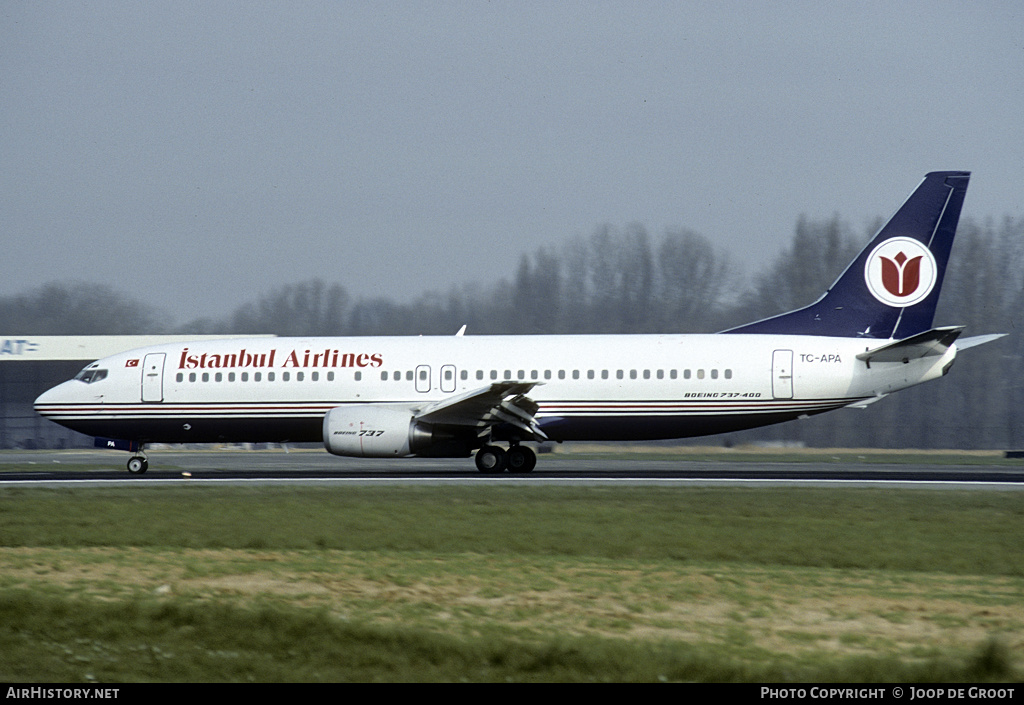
[323,404,471,458]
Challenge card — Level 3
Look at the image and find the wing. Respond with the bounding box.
[414,381,548,440]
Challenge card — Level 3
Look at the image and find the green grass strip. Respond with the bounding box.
[1,486,1022,575]
[0,590,1014,683]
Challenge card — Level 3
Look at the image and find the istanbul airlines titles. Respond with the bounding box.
[175,347,384,371]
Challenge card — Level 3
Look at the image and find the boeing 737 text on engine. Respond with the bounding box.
[35,172,1004,473]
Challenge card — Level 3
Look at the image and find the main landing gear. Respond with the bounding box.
[474,443,537,473]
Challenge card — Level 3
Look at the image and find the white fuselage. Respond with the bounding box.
[34,333,956,447]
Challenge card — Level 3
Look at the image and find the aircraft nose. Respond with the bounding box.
[34,381,72,414]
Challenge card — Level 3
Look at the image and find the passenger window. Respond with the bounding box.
[268,372,275,382]
[711,369,718,380]
[254,372,261,382]
[725,369,733,379]
[176,373,183,383]
[328,372,335,381]
[382,371,389,381]
[189,372,197,382]
[215,372,222,382]
[242,372,249,382]
[355,371,362,381]
[311,372,318,382]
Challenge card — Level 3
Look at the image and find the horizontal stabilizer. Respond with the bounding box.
[855,326,964,365]
[957,333,1007,351]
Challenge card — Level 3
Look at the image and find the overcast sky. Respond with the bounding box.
[2,1,1022,322]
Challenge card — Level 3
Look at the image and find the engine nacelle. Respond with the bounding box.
[323,405,433,457]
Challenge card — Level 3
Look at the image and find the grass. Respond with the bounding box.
[0,590,1014,683]
[0,485,1021,681]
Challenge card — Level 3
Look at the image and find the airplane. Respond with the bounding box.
[35,171,1005,474]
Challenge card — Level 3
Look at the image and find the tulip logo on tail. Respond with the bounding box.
[864,237,937,307]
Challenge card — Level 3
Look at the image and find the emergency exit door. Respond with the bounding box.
[415,365,431,393]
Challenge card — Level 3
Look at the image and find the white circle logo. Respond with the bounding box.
[864,237,937,307]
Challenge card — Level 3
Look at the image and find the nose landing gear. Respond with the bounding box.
[127,451,149,474]
[92,438,149,474]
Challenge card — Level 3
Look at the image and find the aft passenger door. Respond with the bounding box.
[772,349,794,399]
[141,353,166,403]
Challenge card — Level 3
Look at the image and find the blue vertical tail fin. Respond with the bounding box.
[724,171,970,339]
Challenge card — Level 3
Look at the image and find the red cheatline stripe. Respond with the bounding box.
[37,397,860,419]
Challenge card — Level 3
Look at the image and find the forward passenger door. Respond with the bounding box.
[141,353,166,403]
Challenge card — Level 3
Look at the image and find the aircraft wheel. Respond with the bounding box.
[506,445,537,473]
[127,456,148,474]
[475,445,506,473]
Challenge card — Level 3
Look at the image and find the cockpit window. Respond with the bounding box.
[73,367,108,384]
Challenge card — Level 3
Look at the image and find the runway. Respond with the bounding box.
[2,449,1023,488]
